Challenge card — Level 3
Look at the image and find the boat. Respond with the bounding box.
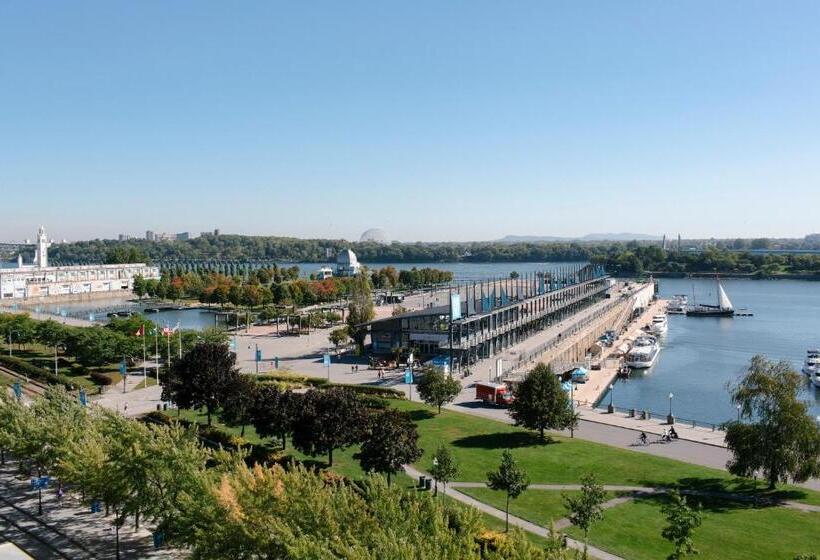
[803,350,820,377]
[667,295,688,314]
[143,308,160,313]
[686,277,735,317]
[625,335,660,368]
[648,314,668,335]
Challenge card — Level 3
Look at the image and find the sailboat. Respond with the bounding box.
[686,276,735,317]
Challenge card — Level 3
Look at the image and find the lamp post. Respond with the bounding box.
[736,404,742,422]
[667,392,675,425]
[607,383,615,414]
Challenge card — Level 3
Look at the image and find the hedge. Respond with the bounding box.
[253,373,404,399]
[0,355,78,388]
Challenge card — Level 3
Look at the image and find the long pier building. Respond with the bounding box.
[365,264,610,369]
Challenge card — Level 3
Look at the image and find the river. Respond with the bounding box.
[602,277,820,424]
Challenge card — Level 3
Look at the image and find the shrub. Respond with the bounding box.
[0,355,77,388]
[89,371,116,386]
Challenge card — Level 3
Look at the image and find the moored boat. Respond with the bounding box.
[803,350,820,377]
[686,277,735,317]
[626,335,660,369]
[648,314,668,335]
[667,295,688,314]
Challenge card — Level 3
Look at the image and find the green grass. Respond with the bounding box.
[566,495,820,560]
[132,376,158,390]
[458,488,612,528]
[390,400,820,506]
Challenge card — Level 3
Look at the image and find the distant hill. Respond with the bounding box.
[499,233,662,243]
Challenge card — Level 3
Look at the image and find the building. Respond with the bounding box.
[0,227,160,301]
[316,266,334,280]
[336,249,362,277]
[176,232,190,241]
[364,264,609,369]
[146,230,156,241]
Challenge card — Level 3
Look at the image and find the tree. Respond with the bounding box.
[251,385,300,450]
[661,489,702,560]
[219,374,257,437]
[416,367,461,413]
[161,342,242,426]
[724,355,820,489]
[346,271,375,351]
[291,387,367,466]
[132,274,147,300]
[358,409,422,485]
[487,450,530,532]
[509,364,576,440]
[430,444,459,496]
[328,326,350,349]
[563,473,607,547]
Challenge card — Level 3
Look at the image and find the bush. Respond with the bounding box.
[89,371,117,386]
[325,383,404,399]
[0,355,77,388]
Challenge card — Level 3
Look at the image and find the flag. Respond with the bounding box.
[135,325,145,337]
[162,326,172,336]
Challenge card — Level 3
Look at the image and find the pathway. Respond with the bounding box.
[404,465,625,560]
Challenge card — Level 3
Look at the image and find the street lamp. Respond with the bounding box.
[667,392,675,425]
[607,383,615,414]
[736,404,742,422]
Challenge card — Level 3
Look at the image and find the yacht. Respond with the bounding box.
[687,276,735,317]
[648,314,668,335]
[803,350,820,377]
[813,373,820,388]
[667,295,688,314]
[626,335,660,369]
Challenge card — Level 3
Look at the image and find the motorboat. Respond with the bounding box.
[687,277,735,317]
[667,295,688,314]
[803,350,820,377]
[626,335,660,369]
[648,314,668,335]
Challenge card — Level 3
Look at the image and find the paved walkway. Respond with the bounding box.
[404,465,625,560]
[0,460,177,559]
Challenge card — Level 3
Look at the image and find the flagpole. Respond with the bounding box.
[154,327,159,384]
[142,324,146,385]
[177,322,182,359]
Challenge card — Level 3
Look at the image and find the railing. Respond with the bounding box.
[596,404,726,432]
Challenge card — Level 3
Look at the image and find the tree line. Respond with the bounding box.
[0,385,579,559]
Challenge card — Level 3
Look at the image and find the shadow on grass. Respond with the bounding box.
[408,409,436,422]
[632,477,798,513]
[452,431,558,450]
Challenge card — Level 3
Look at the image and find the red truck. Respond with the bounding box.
[475,381,513,406]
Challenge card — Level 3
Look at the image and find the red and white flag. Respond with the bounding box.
[135,325,145,337]
[162,326,173,336]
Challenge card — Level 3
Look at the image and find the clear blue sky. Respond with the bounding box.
[1,1,818,242]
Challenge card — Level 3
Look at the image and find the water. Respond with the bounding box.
[12,298,224,331]
[605,278,820,424]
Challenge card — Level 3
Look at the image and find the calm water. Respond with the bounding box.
[603,278,820,424]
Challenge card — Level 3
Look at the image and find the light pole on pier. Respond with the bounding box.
[607,383,615,414]
[667,392,675,425]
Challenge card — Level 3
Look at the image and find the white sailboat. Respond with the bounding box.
[686,276,735,317]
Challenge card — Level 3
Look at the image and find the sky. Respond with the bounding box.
[1,1,819,243]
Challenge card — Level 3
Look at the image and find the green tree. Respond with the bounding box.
[161,342,242,426]
[132,274,147,300]
[725,355,820,488]
[328,326,350,349]
[430,444,459,496]
[358,409,422,485]
[292,387,367,466]
[251,385,300,450]
[416,367,462,413]
[563,473,607,548]
[219,374,257,437]
[661,489,702,560]
[487,450,530,532]
[509,363,576,441]
[346,271,375,352]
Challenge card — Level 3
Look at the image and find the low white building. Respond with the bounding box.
[0,227,160,301]
[336,249,362,277]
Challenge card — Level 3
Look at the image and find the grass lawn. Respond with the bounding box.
[458,488,610,528]
[566,494,820,560]
[390,400,820,506]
